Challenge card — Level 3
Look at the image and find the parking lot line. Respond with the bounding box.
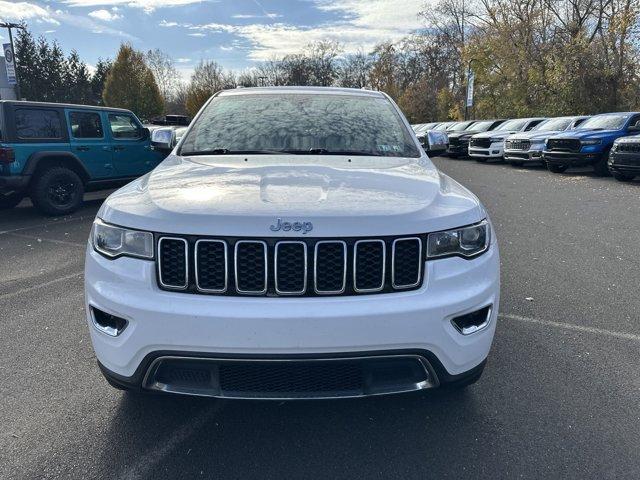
[500,313,640,342]
[0,271,83,301]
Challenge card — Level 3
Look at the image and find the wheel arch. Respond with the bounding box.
[24,151,91,185]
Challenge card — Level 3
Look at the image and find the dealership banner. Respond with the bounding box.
[466,71,475,107]
[3,43,17,85]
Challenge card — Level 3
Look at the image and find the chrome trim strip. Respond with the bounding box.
[353,239,386,293]
[391,237,423,289]
[157,237,189,290]
[142,354,439,400]
[452,306,493,335]
[194,239,228,293]
[313,240,347,295]
[234,240,268,295]
[274,241,307,295]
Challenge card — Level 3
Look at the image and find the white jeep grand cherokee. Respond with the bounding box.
[85,87,500,399]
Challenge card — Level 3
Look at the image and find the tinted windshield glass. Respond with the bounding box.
[580,114,630,130]
[535,118,572,131]
[180,93,420,158]
[449,121,475,132]
[496,119,528,131]
[467,121,494,132]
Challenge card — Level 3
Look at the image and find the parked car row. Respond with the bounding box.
[412,111,640,182]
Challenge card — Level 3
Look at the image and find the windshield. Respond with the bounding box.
[180,93,420,158]
[580,114,630,130]
[433,123,451,131]
[467,120,494,132]
[496,119,528,131]
[449,121,475,132]
[534,118,572,132]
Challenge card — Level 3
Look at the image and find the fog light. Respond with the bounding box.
[91,307,128,336]
[451,306,492,335]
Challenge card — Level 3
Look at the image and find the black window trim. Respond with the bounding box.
[14,107,65,141]
[69,110,105,140]
[108,113,143,141]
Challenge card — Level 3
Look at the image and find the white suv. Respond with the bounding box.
[84,87,500,399]
[469,117,546,161]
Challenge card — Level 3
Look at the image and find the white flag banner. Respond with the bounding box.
[3,43,17,85]
[466,71,475,107]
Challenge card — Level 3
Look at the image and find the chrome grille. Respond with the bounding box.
[505,139,530,151]
[156,235,425,296]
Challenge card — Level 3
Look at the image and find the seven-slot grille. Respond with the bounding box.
[505,139,530,151]
[156,235,424,296]
[470,138,492,149]
[546,138,581,152]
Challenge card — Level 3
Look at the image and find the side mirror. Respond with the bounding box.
[140,127,151,140]
[151,128,174,151]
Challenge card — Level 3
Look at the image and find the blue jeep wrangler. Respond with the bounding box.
[543,112,640,176]
[0,101,165,215]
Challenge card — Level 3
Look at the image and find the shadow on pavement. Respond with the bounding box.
[102,388,490,479]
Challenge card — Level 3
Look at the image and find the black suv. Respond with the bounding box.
[608,135,640,181]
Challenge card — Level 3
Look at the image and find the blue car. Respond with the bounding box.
[543,112,640,175]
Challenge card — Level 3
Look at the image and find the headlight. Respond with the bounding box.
[580,139,601,145]
[611,143,619,151]
[91,218,154,259]
[530,142,545,149]
[427,220,490,259]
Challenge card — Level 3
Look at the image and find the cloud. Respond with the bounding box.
[232,13,281,19]
[187,32,206,37]
[88,9,122,21]
[62,0,209,12]
[176,57,192,63]
[0,1,61,25]
[161,0,425,61]
[220,45,233,51]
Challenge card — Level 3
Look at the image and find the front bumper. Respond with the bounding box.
[504,149,544,163]
[0,174,30,194]
[85,242,500,393]
[608,151,640,175]
[543,150,603,167]
[447,142,469,155]
[468,142,504,159]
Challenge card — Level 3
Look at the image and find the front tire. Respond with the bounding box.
[30,167,85,216]
[547,163,567,173]
[612,171,635,182]
[0,192,25,210]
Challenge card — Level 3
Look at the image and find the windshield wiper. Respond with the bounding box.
[181,149,291,156]
[282,148,385,156]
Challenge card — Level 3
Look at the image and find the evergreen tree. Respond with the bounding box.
[103,44,163,120]
[65,50,92,104]
[91,58,112,105]
[14,26,38,101]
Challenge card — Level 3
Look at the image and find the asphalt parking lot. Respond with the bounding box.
[1,158,639,480]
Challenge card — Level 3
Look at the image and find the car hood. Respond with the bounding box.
[472,131,518,139]
[98,154,485,237]
[548,129,620,140]
[614,134,640,144]
[508,130,563,142]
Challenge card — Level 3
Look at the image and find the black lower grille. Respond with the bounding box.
[547,138,581,152]
[470,138,492,149]
[156,235,425,297]
[220,362,363,394]
[145,355,436,399]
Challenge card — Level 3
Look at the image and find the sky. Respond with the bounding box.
[0,0,427,80]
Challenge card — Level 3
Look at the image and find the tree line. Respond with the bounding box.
[12,0,640,123]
